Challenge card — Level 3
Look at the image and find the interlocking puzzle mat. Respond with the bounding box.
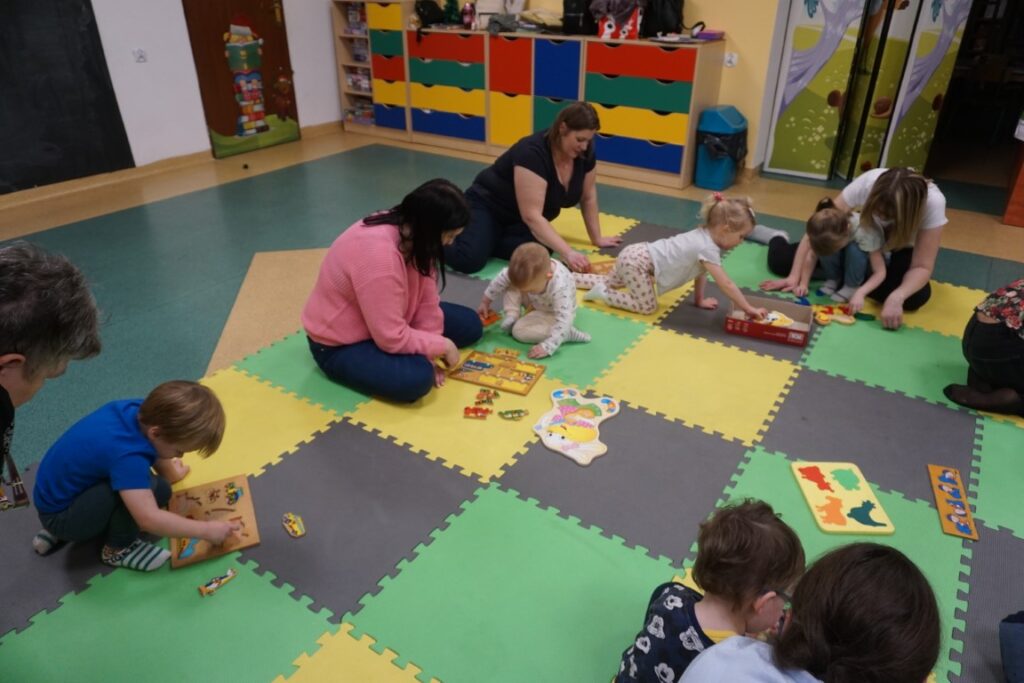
[169,474,260,568]
[448,349,545,395]
[791,461,895,535]
[2,216,1020,683]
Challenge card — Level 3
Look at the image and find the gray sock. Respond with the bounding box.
[746,224,790,245]
[819,280,839,296]
[832,285,857,303]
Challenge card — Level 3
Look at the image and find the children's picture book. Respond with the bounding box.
[533,388,620,465]
[448,349,545,396]
[791,461,894,535]
[927,464,979,540]
[168,474,260,568]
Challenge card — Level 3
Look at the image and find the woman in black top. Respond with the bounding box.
[444,102,622,274]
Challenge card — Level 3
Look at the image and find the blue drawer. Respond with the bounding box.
[533,39,580,100]
[373,104,406,130]
[411,108,486,141]
[594,133,683,174]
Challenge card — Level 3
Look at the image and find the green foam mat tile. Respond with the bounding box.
[802,318,965,407]
[970,417,1024,538]
[0,552,333,682]
[474,306,649,389]
[721,447,970,681]
[348,484,674,683]
[235,331,370,415]
[719,242,776,292]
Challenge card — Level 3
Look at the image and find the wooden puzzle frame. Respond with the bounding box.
[168,474,260,568]
[448,350,545,396]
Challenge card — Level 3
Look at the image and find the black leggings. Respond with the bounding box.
[444,187,537,274]
[962,315,1024,396]
[766,237,932,311]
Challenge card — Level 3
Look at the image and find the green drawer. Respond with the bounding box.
[409,58,485,90]
[370,29,404,57]
[533,97,574,133]
[584,73,691,114]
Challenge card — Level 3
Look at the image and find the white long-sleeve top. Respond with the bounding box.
[484,258,579,356]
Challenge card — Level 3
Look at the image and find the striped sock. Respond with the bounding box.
[102,539,171,571]
[566,327,591,343]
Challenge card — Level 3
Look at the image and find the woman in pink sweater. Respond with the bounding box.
[302,179,482,402]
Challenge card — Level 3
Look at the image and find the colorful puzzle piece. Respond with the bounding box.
[533,388,620,466]
[791,461,894,535]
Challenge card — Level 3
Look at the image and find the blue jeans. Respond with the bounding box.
[1002,611,1024,682]
[444,186,537,274]
[818,241,870,289]
[307,302,483,403]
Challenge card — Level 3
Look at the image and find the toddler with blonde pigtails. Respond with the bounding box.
[575,193,768,320]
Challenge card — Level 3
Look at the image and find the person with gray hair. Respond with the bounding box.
[0,242,101,510]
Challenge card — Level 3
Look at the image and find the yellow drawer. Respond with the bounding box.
[489,92,531,146]
[593,103,688,145]
[373,79,407,106]
[410,83,485,116]
[366,2,403,30]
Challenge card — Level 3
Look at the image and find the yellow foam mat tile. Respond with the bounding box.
[177,368,337,488]
[348,374,563,482]
[594,328,798,446]
[551,207,636,253]
[857,281,984,338]
[275,624,437,683]
[576,261,693,326]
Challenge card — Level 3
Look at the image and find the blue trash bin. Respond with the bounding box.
[694,106,748,191]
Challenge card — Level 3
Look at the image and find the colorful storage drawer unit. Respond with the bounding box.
[371,54,405,82]
[533,97,574,133]
[489,92,531,146]
[410,83,485,116]
[592,103,688,145]
[489,35,531,95]
[585,42,696,82]
[406,31,484,63]
[594,133,683,174]
[412,108,486,141]
[409,58,485,89]
[373,103,407,130]
[365,2,403,30]
[584,73,691,114]
[373,78,408,107]
[534,39,580,100]
[369,29,404,57]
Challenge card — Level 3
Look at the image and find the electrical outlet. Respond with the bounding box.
[724,52,738,68]
[132,48,147,63]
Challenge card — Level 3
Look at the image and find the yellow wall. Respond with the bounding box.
[527,0,782,168]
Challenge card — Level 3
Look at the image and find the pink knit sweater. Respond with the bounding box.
[302,221,447,358]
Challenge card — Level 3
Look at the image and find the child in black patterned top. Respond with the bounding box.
[614,500,805,683]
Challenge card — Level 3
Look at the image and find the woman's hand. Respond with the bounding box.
[881,292,905,330]
[433,366,448,388]
[592,235,622,249]
[441,339,460,368]
[564,250,591,273]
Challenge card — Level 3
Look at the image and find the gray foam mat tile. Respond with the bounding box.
[598,222,682,258]
[498,402,749,565]
[657,282,810,363]
[440,271,489,311]
[760,368,979,505]
[238,418,479,621]
[952,527,1023,683]
[0,467,113,638]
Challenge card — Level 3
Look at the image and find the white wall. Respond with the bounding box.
[92,0,341,167]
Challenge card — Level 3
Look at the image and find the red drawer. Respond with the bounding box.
[372,54,405,82]
[489,35,531,95]
[406,31,485,63]
[585,42,696,82]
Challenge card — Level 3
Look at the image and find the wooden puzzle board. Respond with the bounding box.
[168,474,260,568]
[448,350,545,396]
[791,461,894,535]
[927,464,979,540]
[589,260,616,275]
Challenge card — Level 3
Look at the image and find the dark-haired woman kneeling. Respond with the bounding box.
[302,179,482,403]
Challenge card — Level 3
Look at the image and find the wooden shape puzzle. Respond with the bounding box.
[448,350,545,396]
[927,464,979,540]
[791,461,894,535]
[533,388,620,466]
[169,474,260,568]
[588,260,616,275]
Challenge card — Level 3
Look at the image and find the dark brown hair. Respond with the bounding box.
[139,381,226,457]
[806,197,853,257]
[774,543,940,683]
[860,168,929,250]
[692,499,805,612]
[546,101,601,148]
[508,242,550,289]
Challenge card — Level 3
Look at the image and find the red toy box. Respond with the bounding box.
[725,295,813,347]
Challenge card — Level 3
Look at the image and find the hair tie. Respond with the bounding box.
[713,192,723,202]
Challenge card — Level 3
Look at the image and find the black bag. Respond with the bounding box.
[416,0,446,27]
[563,0,597,34]
[638,0,682,37]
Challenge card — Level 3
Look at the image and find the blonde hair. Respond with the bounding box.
[861,168,928,250]
[138,381,225,457]
[701,193,756,234]
[508,242,551,289]
[806,197,852,257]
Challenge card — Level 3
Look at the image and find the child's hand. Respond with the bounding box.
[527,344,549,359]
[205,520,242,546]
[848,293,865,314]
[500,316,517,333]
[167,458,191,484]
[792,282,809,297]
[760,276,796,292]
[747,307,769,321]
[696,296,719,310]
[476,298,493,320]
